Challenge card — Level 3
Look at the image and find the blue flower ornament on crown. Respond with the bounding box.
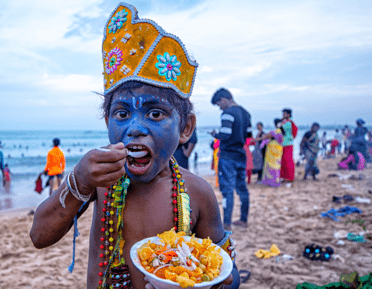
[102,2,198,98]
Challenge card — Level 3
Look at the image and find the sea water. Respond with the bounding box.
[0,128,339,211]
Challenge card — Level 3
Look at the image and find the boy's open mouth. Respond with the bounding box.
[126,144,152,174]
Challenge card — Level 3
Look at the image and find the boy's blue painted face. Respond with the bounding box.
[107,87,181,182]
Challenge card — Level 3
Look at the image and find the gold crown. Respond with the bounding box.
[102,2,198,99]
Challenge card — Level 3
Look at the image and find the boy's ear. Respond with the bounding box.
[105,117,109,128]
[179,113,196,144]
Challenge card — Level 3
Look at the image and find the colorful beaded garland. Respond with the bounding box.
[98,157,192,288]
[98,176,131,288]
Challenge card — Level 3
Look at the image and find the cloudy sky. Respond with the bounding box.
[0,0,371,130]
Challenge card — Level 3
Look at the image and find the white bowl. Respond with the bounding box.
[130,236,233,289]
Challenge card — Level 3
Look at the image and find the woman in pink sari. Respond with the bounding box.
[338,151,365,170]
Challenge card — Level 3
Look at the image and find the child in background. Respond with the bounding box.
[330,139,339,157]
[211,139,220,187]
[30,3,238,289]
[243,138,253,184]
[3,164,11,185]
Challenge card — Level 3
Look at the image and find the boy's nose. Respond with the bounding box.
[126,120,149,138]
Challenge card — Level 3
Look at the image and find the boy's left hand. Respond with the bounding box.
[211,273,233,288]
[144,273,233,289]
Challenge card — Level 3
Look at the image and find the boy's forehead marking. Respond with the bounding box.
[112,95,170,109]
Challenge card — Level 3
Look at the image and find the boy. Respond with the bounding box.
[30,3,239,289]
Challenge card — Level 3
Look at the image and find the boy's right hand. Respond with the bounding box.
[73,142,128,195]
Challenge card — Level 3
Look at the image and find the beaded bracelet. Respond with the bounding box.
[59,168,92,208]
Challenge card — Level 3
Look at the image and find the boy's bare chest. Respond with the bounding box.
[96,183,179,237]
[123,190,176,234]
[90,183,193,288]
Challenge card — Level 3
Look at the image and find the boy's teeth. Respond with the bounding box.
[128,150,148,158]
[129,145,145,150]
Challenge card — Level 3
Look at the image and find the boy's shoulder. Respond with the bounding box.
[178,167,215,201]
[179,167,225,243]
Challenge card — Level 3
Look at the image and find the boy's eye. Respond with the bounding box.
[114,110,129,119]
[148,110,165,120]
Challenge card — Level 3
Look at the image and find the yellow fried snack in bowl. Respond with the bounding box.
[130,229,233,289]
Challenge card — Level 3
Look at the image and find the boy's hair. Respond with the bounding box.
[257,122,263,127]
[211,88,233,104]
[101,81,193,131]
[53,138,60,146]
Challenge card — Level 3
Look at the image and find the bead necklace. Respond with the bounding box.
[98,157,192,289]
[98,176,130,288]
[169,157,192,234]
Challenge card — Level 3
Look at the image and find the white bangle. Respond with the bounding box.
[59,168,91,208]
[69,167,91,202]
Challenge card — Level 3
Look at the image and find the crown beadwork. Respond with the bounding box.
[102,2,198,99]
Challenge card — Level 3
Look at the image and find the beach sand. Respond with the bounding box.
[0,157,371,288]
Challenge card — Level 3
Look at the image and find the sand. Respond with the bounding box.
[0,157,371,289]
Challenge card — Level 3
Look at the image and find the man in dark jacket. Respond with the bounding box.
[211,88,252,230]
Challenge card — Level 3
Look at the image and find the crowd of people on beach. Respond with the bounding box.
[211,114,371,189]
[208,90,371,237]
[206,89,372,287]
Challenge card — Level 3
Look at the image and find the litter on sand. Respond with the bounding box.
[347,233,367,243]
[255,244,280,259]
[320,206,362,221]
[276,254,294,263]
[303,244,333,261]
[355,197,370,204]
[334,230,348,239]
[341,184,355,190]
[338,174,351,181]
